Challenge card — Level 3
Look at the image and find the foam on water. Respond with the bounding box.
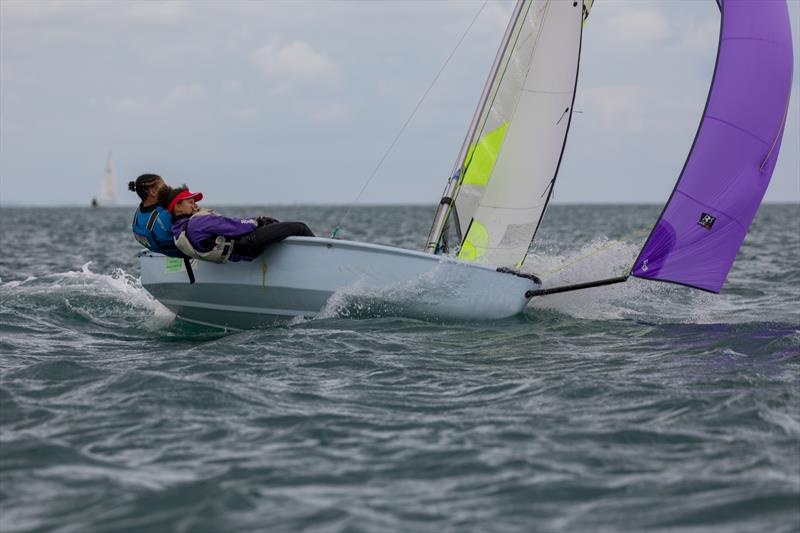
[3,236,790,330]
[317,259,528,322]
[317,261,457,320]
[0,262,174,331]
[302,234,797,326]
[521,237,795,325]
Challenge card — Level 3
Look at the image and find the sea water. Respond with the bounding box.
[1,204,798,532]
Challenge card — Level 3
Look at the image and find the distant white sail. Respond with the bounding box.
[96,151,118,206]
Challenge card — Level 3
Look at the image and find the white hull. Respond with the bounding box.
[140,237,537,329]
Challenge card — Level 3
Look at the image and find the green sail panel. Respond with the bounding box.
[462,122,509,187]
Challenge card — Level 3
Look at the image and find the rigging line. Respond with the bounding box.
[330,0,489,238]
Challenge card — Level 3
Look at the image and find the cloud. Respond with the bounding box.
[160,83,206,110]
[105,96,150,114]
[606,7,671,45]
[1,0,186,23]
[124,0,187,23]
[249,40,340,84]
[0,0,70,18]
[581,85,650,132]
[440,0,510,36]
[579,82,707,135]
[479,1,514,34]
[305,102,350,122]
[234,107,261,121]
[105,83,206,114]
[680,16,720,53]
[223,79,241,92]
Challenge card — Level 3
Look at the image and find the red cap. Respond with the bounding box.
[168,190,203,213]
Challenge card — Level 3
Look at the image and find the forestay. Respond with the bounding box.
[632,0,793,292]
[442,0,587,269]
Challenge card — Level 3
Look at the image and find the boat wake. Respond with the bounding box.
[317,260,527,322]
[303,236,796,327]
[3,239,789,334]
[522,237,796,326]
[0,262,174,331]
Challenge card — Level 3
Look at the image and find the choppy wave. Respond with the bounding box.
[1,262,174,332]
[318,259,526,322]
[523,237,800,326]
[1,205,798,533]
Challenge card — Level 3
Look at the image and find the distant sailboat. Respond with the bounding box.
[92,151,118,208]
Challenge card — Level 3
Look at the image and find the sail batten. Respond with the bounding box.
[632,0,793,293]
[704,115,772,145]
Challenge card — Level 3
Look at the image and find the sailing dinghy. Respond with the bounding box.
[139,0,792,329]
[140,0,589,329]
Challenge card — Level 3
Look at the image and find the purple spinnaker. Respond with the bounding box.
[632,0,793,293]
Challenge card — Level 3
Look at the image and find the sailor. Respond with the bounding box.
[128,174,183,257]
[167,187,314,263]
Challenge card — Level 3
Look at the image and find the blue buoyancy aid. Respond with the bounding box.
[132,205,183,257]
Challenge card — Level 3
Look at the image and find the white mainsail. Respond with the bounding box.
[428,0,588,269]
[97,151,118,206]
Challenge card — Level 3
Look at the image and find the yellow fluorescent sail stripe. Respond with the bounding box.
[583,0,594,26]
[462,122,509,187]
[458,219,489,262]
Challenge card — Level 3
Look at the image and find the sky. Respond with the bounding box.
[1,0,798,206]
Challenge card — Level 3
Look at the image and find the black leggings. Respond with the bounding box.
[232,222,314,258]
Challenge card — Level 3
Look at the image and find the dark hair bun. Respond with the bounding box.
[128,181,137,192]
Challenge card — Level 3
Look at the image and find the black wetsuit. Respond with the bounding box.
[232,221,314,258]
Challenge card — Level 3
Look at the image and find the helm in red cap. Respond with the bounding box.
[167,189,203,213]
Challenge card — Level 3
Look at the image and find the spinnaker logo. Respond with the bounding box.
[698,213,716,230]
[641,259,649,272]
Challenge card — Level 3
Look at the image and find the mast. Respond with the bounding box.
[424,0,528,254]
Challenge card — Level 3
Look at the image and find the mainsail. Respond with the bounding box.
[426,0,589,269]
[632,0,793,293]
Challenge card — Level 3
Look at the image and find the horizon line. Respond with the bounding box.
[2,201,799,208]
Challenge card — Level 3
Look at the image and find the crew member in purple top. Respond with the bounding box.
[166,187,314,263]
